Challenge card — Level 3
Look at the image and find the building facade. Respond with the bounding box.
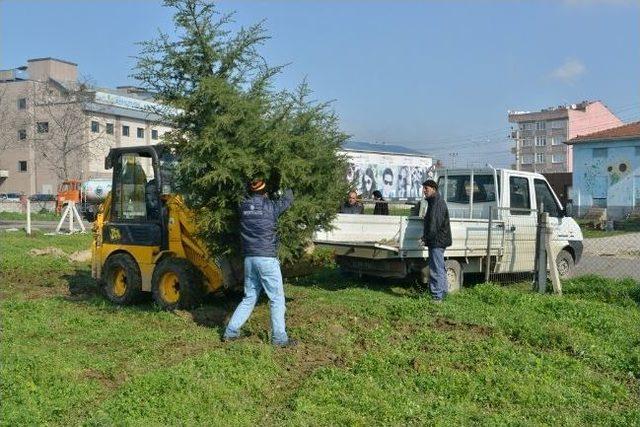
[568,122,640,220]
[0,58,173,195]
[508,101,622,174]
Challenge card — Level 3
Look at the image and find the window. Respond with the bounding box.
[91,121,99,133]
[534,179,561,217]
[436,175,499,204]
[550,120,566,129]
[521,155,534,165]
[536,121,546,130]
[18,129,27,140]
[122,125,130,137]
[36,122,49,133]
[536,153,545,164]
[137,128,144,138]
[18,161,28,172]
[509,176,531,215]
[522,138,533,146]
[17,98,27,109]
[535,136,547,146]
[106,123,114,135]
[522,122,533,131]
[151,129,158,140]
[111,153,156,221]
[552,136,565,145]
[593,148,608,158]
[552,154,566,164]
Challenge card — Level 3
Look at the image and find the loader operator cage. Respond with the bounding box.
[105,145,176,221]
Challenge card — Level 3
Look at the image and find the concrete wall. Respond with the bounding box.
[0,200,56,213]
[573,138,640,219]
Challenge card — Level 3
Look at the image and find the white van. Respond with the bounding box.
[314,168,583,291]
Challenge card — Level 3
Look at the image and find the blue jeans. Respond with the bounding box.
[428,247,447,300]
[224,257,288,345]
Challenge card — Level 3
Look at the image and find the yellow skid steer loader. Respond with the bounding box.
[91,145,239,310]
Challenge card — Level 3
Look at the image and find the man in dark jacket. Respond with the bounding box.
[421,179,452,301]
[223,179,296,347]
[340,190,364,214]
[372,190,389,215]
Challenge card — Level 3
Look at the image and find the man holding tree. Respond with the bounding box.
[223,179,297,347]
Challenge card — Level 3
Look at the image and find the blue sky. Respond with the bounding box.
[1,0,639,166]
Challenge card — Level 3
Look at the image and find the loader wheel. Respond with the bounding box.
[445,260,463,294]
[103,253,143,305]
[556,250,575,279]
[151,257,204,310]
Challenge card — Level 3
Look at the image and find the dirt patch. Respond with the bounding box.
[432,317,493,336]
[28,247,66,257]
[79,368,127,390]
[69,249,91,263]
[175,305,230,328]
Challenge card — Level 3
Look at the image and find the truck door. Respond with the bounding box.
[533,178,565,258]
[498,173,536,273]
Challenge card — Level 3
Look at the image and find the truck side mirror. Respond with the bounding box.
[564,202,573,217]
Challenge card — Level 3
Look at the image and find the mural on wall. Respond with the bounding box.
[343,151,434,200]
[581,159,605,194]
[606,159,632,185]
[580,155,636,206]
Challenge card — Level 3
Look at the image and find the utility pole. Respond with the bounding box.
[448,152,459,168]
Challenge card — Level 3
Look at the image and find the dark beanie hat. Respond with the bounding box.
[422,179,438,190]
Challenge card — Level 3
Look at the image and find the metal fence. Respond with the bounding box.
[484,206,541,286]
[483,205,640,286]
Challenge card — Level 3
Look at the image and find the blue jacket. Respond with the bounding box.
[240,189,294,257]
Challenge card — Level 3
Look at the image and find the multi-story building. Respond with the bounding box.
[0,57,173,195]
[508,101,622,174]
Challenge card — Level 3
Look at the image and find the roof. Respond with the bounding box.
[567,121,640,145]
[27,57,78,66]
[342,141,429,156]
[508,100,596,123]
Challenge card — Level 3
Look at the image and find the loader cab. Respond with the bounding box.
[103,145,174,248]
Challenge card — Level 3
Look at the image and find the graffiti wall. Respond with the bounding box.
[341,150,434,200]
[573,140,640,218]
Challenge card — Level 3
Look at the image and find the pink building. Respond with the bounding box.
[508,101,623,173]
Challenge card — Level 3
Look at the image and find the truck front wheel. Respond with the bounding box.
[556,250,575,279]
[151,257,204,310]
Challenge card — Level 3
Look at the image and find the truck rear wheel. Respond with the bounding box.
[103,253,143,305]
[151,257,204,310]
[445,260,463,294]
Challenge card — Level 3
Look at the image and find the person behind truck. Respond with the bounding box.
[340,190,364,214]
[421,179,452,302]
[372,190,389,215]
[223,179,297,347]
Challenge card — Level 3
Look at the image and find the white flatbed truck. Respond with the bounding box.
[314,168,583,292]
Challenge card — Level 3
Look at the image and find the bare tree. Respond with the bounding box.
[28,78,108,181]
[0,86,18,153]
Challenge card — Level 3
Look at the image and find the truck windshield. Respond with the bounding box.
[437,175,499,204]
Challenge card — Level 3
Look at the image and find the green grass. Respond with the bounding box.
[1,231,639,425]
[0,211,61,221]
[578,218,640,238]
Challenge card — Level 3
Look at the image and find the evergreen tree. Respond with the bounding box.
[134,0,349,261]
